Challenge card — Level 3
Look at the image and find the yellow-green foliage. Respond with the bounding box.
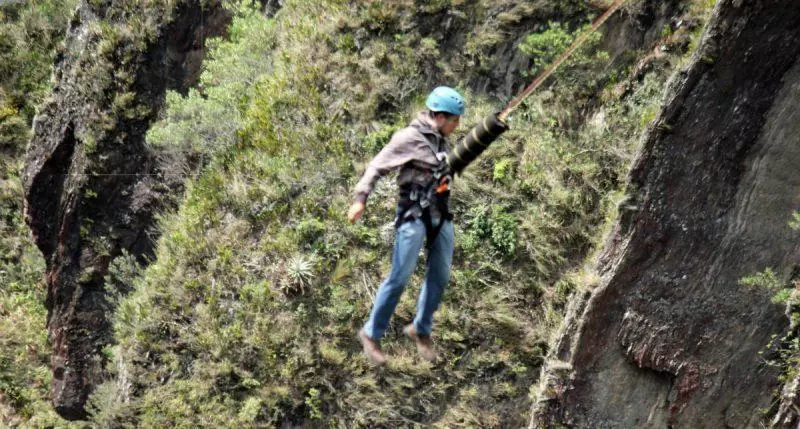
[0,0,76,120]
[0,144,80,425]
[85,1,706,427]
[0,1,80,426]
[1,0,76,160]
[0,202,76,427]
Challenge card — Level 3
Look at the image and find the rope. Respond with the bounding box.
[498,0,627,121]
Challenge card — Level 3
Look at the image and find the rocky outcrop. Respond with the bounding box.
[22,1,230,420]
[532,1,800,427]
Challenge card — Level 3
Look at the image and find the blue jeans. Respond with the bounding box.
[363,218,455,341]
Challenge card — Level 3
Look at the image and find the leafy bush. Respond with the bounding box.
[147,7,277,153]
[0,0,76,120]
[519,21,576,76]
[463,204,518,257]
[519,20,608,87]
[789,210,800,231]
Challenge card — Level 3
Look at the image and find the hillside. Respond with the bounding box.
[0,0,739,427]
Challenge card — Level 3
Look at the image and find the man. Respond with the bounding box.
[347,86,464,366]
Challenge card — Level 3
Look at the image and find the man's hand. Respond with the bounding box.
[348,201,366,223]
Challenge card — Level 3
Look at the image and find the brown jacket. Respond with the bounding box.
[354,111,450,204]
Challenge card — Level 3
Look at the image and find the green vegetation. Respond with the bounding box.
[519,21,606,80]
[0,0,716,426]
[748,267,800,388]
[88,1,706,426]
[0,0,78,426]
[747,214,800,396]
[0,0,74,122]
[740,268,788,304]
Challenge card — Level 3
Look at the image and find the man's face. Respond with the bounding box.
[436,114,460,137]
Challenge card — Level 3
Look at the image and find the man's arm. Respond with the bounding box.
[348,129,417,222]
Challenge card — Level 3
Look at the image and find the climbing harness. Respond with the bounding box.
[395,180,452,248]
[396,127,453,247]
[446,0,627,174]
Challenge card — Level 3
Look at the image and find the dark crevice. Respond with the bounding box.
[26,121,76,261]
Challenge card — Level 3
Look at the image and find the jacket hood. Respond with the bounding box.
[410,110,443,139]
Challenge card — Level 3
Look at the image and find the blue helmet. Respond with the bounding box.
[426,86,465,116]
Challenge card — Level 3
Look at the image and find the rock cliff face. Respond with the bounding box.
[532,1,800,427]
[22,1,229,420]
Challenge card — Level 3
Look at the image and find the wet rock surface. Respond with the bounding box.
[532,1,800,427]
[22,1,230,420]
